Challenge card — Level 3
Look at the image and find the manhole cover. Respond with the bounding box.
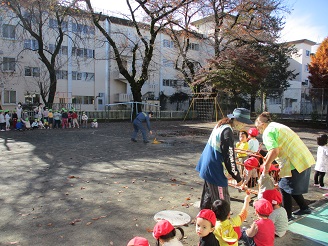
[154,210,191,226]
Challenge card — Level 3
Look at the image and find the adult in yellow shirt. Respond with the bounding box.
[255,112,315,221]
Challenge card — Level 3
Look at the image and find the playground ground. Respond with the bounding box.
[0,120,327,246]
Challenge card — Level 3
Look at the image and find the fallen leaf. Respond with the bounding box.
[86,222,92,226]
[146,228,153,232]
[181,203,189,208]
[47,223,53,226]
[81,187,86,190]
[68,175,76,179]
[185,197,191,200]
[70,219,82,225]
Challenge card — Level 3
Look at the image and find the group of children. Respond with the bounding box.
[196,189,287,246]
[126,188,288,246]
[0,108,99,131]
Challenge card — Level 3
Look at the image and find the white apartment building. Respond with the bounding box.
[267,39,317,114]
[0,8,212,112]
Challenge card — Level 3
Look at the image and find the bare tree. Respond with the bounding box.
[83,0,194,112]
[197,0,288,56]
[164,1,204,93]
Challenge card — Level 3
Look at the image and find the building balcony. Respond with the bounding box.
[114,93,133,103]
[112,70,130,81]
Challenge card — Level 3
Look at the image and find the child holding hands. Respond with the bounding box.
[212,193,251,246]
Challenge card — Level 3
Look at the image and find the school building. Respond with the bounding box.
[0,7,211,112]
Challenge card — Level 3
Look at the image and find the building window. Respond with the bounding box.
[2,57,16,71]
[163,79,181,87]
[25,67,40,77]
[61,46,68,55]
[85,72,95,81]
[306,50,310,56]
[305,64,309,72]
[56,70,68,80]
[24,39,39,50]
[72,71,95,81]
[48,44,55,53]
[302,79,309,86]
[72,47,94,58]
[49,19,68,31]
[268,97,282,105]
[72,23,95,35]
[188,43,199,51]
[48,44,67,55]
[163,39,174,48]
[72,95,94,104]
[4,90,16,104]
[163,59,174,68]
[2,24,15,39]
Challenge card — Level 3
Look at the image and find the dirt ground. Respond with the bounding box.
[0,120,327,246]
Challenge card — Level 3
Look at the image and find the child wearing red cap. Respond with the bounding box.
[127,236,150,246]
[262,189,288,237]
[212,193,251,246]
[240,157,259,190]
[240,198,275,246]
[152,220,184,246]
[196,209,219,246]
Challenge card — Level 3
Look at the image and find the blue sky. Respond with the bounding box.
[91,0,328,44]
[281,0,328,43]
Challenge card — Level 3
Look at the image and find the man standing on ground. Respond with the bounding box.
[131,111,153,143]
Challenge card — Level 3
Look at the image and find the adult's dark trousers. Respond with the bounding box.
[280,188,309,219]
[200,181,230,209]
[131,120,147,141]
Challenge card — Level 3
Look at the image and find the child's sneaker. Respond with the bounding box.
[319,186,328,190]
[313,183,320,187]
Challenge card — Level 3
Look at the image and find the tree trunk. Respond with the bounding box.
[130,83,143,118]
[250,94,256,113]
[47,70,57,107]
